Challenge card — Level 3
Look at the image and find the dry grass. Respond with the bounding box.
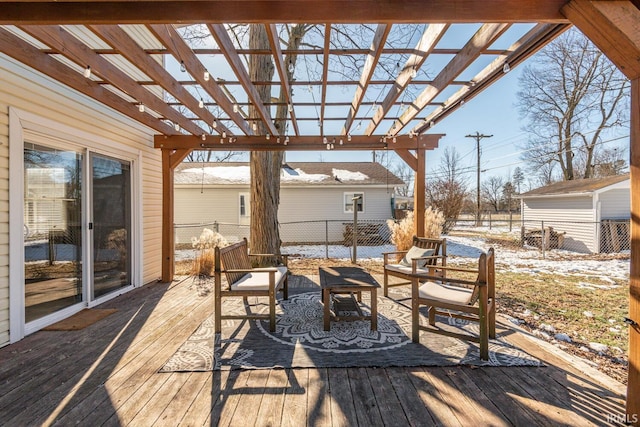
[387,208,445,251]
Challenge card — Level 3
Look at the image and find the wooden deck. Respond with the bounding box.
[0,273,628,426]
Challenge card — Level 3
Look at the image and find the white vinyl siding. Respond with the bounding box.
[1,55,161,345]
[522,196,597,253]
[174,185,394,245]
[599,189,630,219]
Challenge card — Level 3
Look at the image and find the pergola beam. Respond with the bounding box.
[562,0,640,80]
[0,1,571,24]
[154,134,444,151]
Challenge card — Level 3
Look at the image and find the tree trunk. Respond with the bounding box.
[249,25,280,264]
[248,24,307,265]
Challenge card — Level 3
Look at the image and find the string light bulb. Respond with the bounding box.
[266,133,270,140]
[410,67,417,78]
[199,98,204,108]
[288,61,295,73]
[174,123,180,131]
[83,65,91,78]
[204,71,210,81]
[288,103,293,112]
[252,122,257,131]
[347,134,352,142]
[180,61,186,72]
[138,103,145,113]
[212,120,217,128]
[503,62,510,73]
[201,134,206,141]
[233,104,239,113]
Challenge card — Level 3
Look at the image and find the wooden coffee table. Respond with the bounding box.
[318,266,380,331]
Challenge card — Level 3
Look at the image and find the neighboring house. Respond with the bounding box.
[174,162,404,245]
[519,174,630,253]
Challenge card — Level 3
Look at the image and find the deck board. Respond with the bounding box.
[0,275,627,426]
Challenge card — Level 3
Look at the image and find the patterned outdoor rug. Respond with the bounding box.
[160,289,541,371]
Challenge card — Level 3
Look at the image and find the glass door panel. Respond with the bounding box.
[24,144,83,323]
[91,154,131,298]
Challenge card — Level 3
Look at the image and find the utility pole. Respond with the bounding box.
[466,132,493,226]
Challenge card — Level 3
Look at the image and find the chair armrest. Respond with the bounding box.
[410,272,478,287]
[381,250,409,255]
[223,267,278,274]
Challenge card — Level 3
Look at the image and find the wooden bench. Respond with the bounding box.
[214,238,289,334]
[382,236,447,297]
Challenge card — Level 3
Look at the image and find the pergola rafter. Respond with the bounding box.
[341,24,390,137]
[390,23,511,136]
[364,23,448,136]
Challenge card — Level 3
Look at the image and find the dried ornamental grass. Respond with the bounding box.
[386,208,445,252]
[191,228,228,277]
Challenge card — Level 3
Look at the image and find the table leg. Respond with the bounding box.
[323,288,330,331]
[371,288,377,331]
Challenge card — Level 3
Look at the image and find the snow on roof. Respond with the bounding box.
[174,162,403,186]
[332,168,368,181]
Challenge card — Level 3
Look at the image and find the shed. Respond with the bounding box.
[174,161,404,245]
[519,174,630,253]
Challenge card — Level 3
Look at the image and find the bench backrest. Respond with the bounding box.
[215,238,251,285]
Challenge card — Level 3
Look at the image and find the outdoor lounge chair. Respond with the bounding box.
[214,238,288,334]
[410,247,495,360]
[382,236,447,297]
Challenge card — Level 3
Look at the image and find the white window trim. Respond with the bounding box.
[343,192,365,214]
[9,107,143,342]
[239,192,250,225]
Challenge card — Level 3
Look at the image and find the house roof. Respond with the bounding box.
[519,174,630,198]
[174,161,405,186]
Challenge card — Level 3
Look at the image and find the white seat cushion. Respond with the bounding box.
[419,281,473,305]
[385,263,431,275]
[230,266,288,291]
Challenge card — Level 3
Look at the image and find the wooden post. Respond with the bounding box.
[414,148,426,237]
[161,149,174,283]
[161,148,191,283]
[628,77,640,425]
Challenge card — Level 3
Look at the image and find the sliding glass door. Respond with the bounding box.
[23,144,133,324]
[90,153,131,299]
[24,143,83,323]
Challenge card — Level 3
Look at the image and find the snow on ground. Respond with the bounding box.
[177,233,630,281]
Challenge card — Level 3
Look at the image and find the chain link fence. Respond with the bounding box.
[175,217,630,262]
[449,217,630,254]
[175,219,395,261]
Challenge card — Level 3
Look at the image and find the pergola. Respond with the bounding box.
[1,0,639,421]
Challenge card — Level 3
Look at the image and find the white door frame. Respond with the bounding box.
[9,107,142,342]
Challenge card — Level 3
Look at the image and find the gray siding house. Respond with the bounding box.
[519,174,630,253]
[174,162,404,245]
